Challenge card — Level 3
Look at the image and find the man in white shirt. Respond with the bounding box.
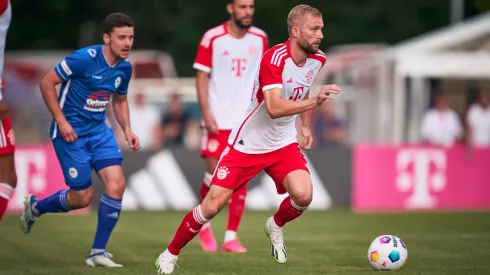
[129,92,160,151]
[192,0,268,253]
[420,94,463,147]
[466,91,490,147]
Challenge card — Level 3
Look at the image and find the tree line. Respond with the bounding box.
[8,0,485,76]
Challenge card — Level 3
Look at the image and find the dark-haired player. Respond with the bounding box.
[20,12,139,268]
[194,0,268,253]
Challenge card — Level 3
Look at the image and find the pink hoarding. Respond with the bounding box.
[6,145,90,214]
[353,145,490,211]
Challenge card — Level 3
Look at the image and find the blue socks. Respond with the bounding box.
[91,194,122,250]
[34,191,122,252]
[35,190,71,215]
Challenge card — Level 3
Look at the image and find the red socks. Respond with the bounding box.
[168,205,208,255]
[273,196,308,227]
[0,183,14,221]
[199,173,213,203]
[198,172,248,240]
[226,184,247,232]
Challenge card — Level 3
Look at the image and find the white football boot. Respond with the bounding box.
[264,217,287,264]
[20,195,39,234]
[155,251,179,274]
[85,251,123,267]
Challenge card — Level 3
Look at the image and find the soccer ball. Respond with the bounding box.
[367,235,408,271]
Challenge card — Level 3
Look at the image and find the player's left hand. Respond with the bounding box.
[125,131,140,152]
[317,84,341,105]
[300,126,313,150]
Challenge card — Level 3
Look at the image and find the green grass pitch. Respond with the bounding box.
[1,210,489,274]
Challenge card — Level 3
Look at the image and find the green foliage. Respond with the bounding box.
[6,0,482,76]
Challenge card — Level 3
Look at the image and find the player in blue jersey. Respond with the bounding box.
[20,12,140,268]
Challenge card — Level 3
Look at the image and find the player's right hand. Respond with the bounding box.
[316,84,341,105]
[58,121,78,142]
[203,111,218,134]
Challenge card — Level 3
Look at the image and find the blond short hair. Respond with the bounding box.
[287,5,322,36]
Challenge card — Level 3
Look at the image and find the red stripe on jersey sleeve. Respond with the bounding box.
[259,45,286,92]
[308,50,327,68]
[193,24,227,73]
[194,43,212,72]
[262,36,269,55]
[247,27,269,55]
[0,0,7,15]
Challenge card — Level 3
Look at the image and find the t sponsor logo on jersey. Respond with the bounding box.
[84,91,111,112]
[289,86,304,101]
[216,166,230,180]
[232,58,247,77]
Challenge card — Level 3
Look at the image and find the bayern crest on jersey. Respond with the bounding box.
[249,45,258,56]
[306,70,314,84]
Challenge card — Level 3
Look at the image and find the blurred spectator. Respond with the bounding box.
[152,93,196,149]
[466,90,490,147]
[420,93,463,148]
[124,91,160,151]
[312,102,346,147]
[2,69,51,144]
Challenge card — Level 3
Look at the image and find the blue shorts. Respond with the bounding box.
[52,127,122,190]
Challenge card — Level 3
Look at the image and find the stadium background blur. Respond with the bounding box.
[3,0,489,148]
[2,1,490,274]
[4,0,490,209]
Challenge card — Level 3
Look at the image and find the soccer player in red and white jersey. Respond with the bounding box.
[193,0,268,253]
[0,0,15,221]
[155,5,340,273]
